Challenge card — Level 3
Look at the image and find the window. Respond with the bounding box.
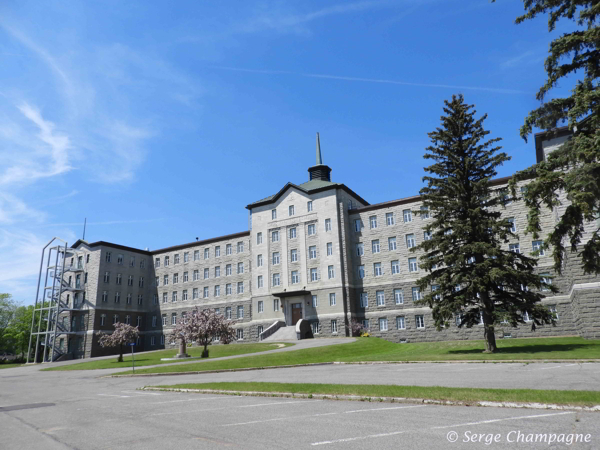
[328,265,335,279]
[204,248,210,259]
[184,252,189,263]
[215,246,221,257]
[360,293,368,308]
[403,209,412,222]
[138,277,144,288]
[150,336,156,346]
[127,275,133,286]
[273,299,280,311]
[272,273,280,286]
[549,305,559,320]
[291,249,298,262]
[216,266,223,277]
[160,335,165,345]
[307,224,316,236]
[237,329,244,340]
[194,250,200,261]
[369,216,377,229]
[329,293,336,306]
[376,290,385,306]
[153,294,158,304]
[226,283,232,295]
[420,206,429,219]
[507,218,516,233]
[312,295,318,307]
[86,254,90,264]
[164,256,169,266]
[226,264,232,276]
[113,314,118,324]
[289,205,295,216]
[237,281,244,294]
[432,285,440,301]
[237,242,244,253]
[193,288,199,299]
[116,273,122,285]
[379,318,388,331]
[291,271,299,284]
[172,291,177,302]
[214,285,220,297]
[226,244,232,255]
[532,240,545,256]
[416,315,425,329]
[115,292,120,303]
[396,316,405,329]
[541,273,552,291]
[386,212,394,226]
[523,311,531,322]
[117,254,124,265]
[162,293,167,303]
[509,243,520,254]
[388,237,397,251]
[289,227,297,239]
[104,271,110,283]
[237,262,244,274]
[354,219,363,232]
[203,287,209,298]
[257,275,263,288]
[331,320,338,333]
[394,289,404,304]
[174,254,180,264]
[372,240,380,253]
[138,294,144,304]
[356,243,364,256]
[357,265,365,279]
[311,321,320,335]
[391,260,400,275]
[163,275,168,285]
[254,255,262,269]
[257,232,263,245]
[129,256,135,267]
[257,325,264,335]
[326,242,333,256]
[272,209,277,220]
[193,270,199,281]
[374,263,382,277]
[309,246,317,259]
[258,301,264,313]
[173,273,179,284]
[100,314,106,326]
[325,218,331,232]
[408,257,418,273]
[412,287,422,301]
[272,252,280,265]
[104,252,112,263]
[499,188,512,205]
[272,231,279,242]
[162,315,167,326]
[225,307,232,319]
[237,305,244,319]
[136,316,142,327]
[171,314,177,326]
[424,231,432,241]
[307,201,313,212]
[406,234,415,248]
[310,268,318,282]
[155,258,160,268]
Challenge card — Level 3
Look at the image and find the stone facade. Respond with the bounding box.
[61,129,599,359]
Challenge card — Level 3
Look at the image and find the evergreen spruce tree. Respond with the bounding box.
[413,95,556,353]
[505,0,600,275]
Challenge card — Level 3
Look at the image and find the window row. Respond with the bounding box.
[99,313,143,327]
[102,273,146,287]
[361,315,426,331]
[267,266,336,287]
[155,264,246,286]
[270,201,316,221]
[100,291,146,305]
[354,208,429,232]
[104,252,147,269]
[163,305,246,325]
[154,243,245,268]
[159,283,246,302]
[357,258,419,278]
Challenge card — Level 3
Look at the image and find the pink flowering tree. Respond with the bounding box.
[173,307,236,358]
[98,322,139,362]
[350,319,368,337]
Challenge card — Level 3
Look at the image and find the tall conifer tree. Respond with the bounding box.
[413,95,556,353]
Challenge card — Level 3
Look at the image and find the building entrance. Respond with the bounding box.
[291,303,303,325]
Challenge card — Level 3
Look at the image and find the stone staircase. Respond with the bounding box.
[262,325,298,341]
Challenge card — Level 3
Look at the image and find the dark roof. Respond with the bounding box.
[349,175,517,214]
[246,180,369,209]
[534,125,572,164]
[72,230,251,256]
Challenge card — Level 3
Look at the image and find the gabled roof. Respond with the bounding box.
[246,179,369,209]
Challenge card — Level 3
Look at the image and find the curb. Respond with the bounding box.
[139,387,600,413]
[107,359,599,377]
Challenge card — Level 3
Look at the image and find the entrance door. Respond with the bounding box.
[291,303,303,325]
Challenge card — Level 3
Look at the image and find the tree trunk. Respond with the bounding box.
[202,343,209,358]
[118,343,123,362]
[483,323,497,353]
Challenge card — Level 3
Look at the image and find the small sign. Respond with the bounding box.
[129,343,135,346]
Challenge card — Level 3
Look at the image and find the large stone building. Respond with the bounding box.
[58,130,599,359]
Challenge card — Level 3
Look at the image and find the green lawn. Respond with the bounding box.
[150,382,600,407]
[43,342,294,371]
[126,336,600,375]
[0,363,23,370]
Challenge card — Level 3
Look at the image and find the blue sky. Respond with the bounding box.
[0,1,573,303]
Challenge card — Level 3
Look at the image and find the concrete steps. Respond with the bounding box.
[263,325,297,341]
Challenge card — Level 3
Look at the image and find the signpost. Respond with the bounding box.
[129,343,135,373]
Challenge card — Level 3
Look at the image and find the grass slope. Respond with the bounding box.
[0,363,23,370]
[153,382,600,407]
[43,342,293,371]
[128,336,600,375]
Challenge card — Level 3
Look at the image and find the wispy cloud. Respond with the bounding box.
[0,193,45,224]
[500,50,546,70]
[209,66,529,95]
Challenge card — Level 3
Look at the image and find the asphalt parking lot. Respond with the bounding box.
[1,361,599,449]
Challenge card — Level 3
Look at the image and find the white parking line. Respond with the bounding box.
[432,411,574,429]
[345,405,426,414]
[121,390,162,395]
[538,364,579,370]
[312,431,407,446]
[148,397,227,405]
[97,394,131,398]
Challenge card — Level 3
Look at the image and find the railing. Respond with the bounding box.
[259,320,285,341]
